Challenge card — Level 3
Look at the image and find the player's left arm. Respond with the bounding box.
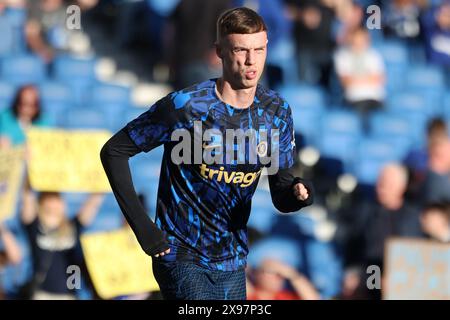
[269,169,314,213]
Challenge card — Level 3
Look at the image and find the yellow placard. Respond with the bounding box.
[384,238,450,300]
[80,228,159,299]
[26,128,111,192]
[0,147,25,222]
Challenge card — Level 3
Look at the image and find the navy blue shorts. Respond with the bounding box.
[152,260,247,300]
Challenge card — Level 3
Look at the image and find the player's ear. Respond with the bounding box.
[215,41,223,59]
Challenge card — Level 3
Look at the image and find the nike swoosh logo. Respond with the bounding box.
[202,142,222,149]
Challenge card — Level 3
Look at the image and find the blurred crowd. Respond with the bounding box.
[0,0,450,300]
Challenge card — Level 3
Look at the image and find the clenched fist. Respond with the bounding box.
[293,182,309,201]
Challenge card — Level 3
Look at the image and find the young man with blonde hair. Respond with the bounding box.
[101,7,313,300]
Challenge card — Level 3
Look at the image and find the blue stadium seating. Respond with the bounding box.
[370,111,413,139]
[248,188,276,234]
[53,55,97,83]
[267,37,299,85]
[291,107,323,145]
[443,93,450,119]
[0,15,14,56]
[321,110,362,136]
[303,239,343,299]
[88,83,131,108]
[318,132,360,172]
[125,107,147,123]
[406,65,445,116]
[53,55,98,106]
[353,138,407,185]
[0,82,16,111]
[279,84,326,144]
[0,55,46,85]
[4,7,27,53]
[62,107,109,130]
[279,83,326,111]
[247,237,302,269]
[375,40,409,93]
[353,157,387,185]
[39,81,74,126]
[407,65,445,91]
[387,91,432,118]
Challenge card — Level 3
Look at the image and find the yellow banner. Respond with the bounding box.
[80,228,159,299]
[26,128,111,192]
[384,238,450,300]
[0,147,25,222]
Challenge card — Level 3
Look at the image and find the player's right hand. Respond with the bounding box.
[154,248,171,258]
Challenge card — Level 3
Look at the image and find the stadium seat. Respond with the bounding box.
[39,81,74,126]
[279,83,326,111]
[4,7,27,53]
[387,91,432,118]
[267,37,299,85]
[62,107,109,130]
[248,188,276,234]
[303,239,343,299]
[88,83,132,108]
[0,15,14,56]
[321,110,362,136]
[369,111,422,148]
[375,40,409,93]
[406,65,445,116]
[292,107,323,145]
[53,55,98,106]
[442,93,450,119]
[53,55,97,83]
[376,40,409,66]
[125,107,147,124]
[0,55,46,85]
[84,194,123,233]
[279,84,326,144]
[317,132,360,172]
[247,237,302,269]
[406,65,445,91]
[0,82,16,111]
[353,138,408,185]
[370,111,413,138]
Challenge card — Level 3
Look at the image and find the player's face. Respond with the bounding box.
[218,32,268,89]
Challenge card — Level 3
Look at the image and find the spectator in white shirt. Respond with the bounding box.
[334,28,386,131]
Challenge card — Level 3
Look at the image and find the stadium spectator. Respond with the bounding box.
[404,118,447,183]
[365,164,423,269]
[333,0,364,46]
[19,182,104,300]
[421,130,450,203]
[246,258,320,300]
[0,85,48,149]
[421,1,450,68]
[285,0,336,87]
[334,266,369,300]
[167,0,231,89]
[334,28,386,131]
[383,0,423,41]
[0,223,23,300]
[25,0,98,62]
[420,202,450,243]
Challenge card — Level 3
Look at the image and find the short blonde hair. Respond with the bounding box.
[216,7,267,42]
